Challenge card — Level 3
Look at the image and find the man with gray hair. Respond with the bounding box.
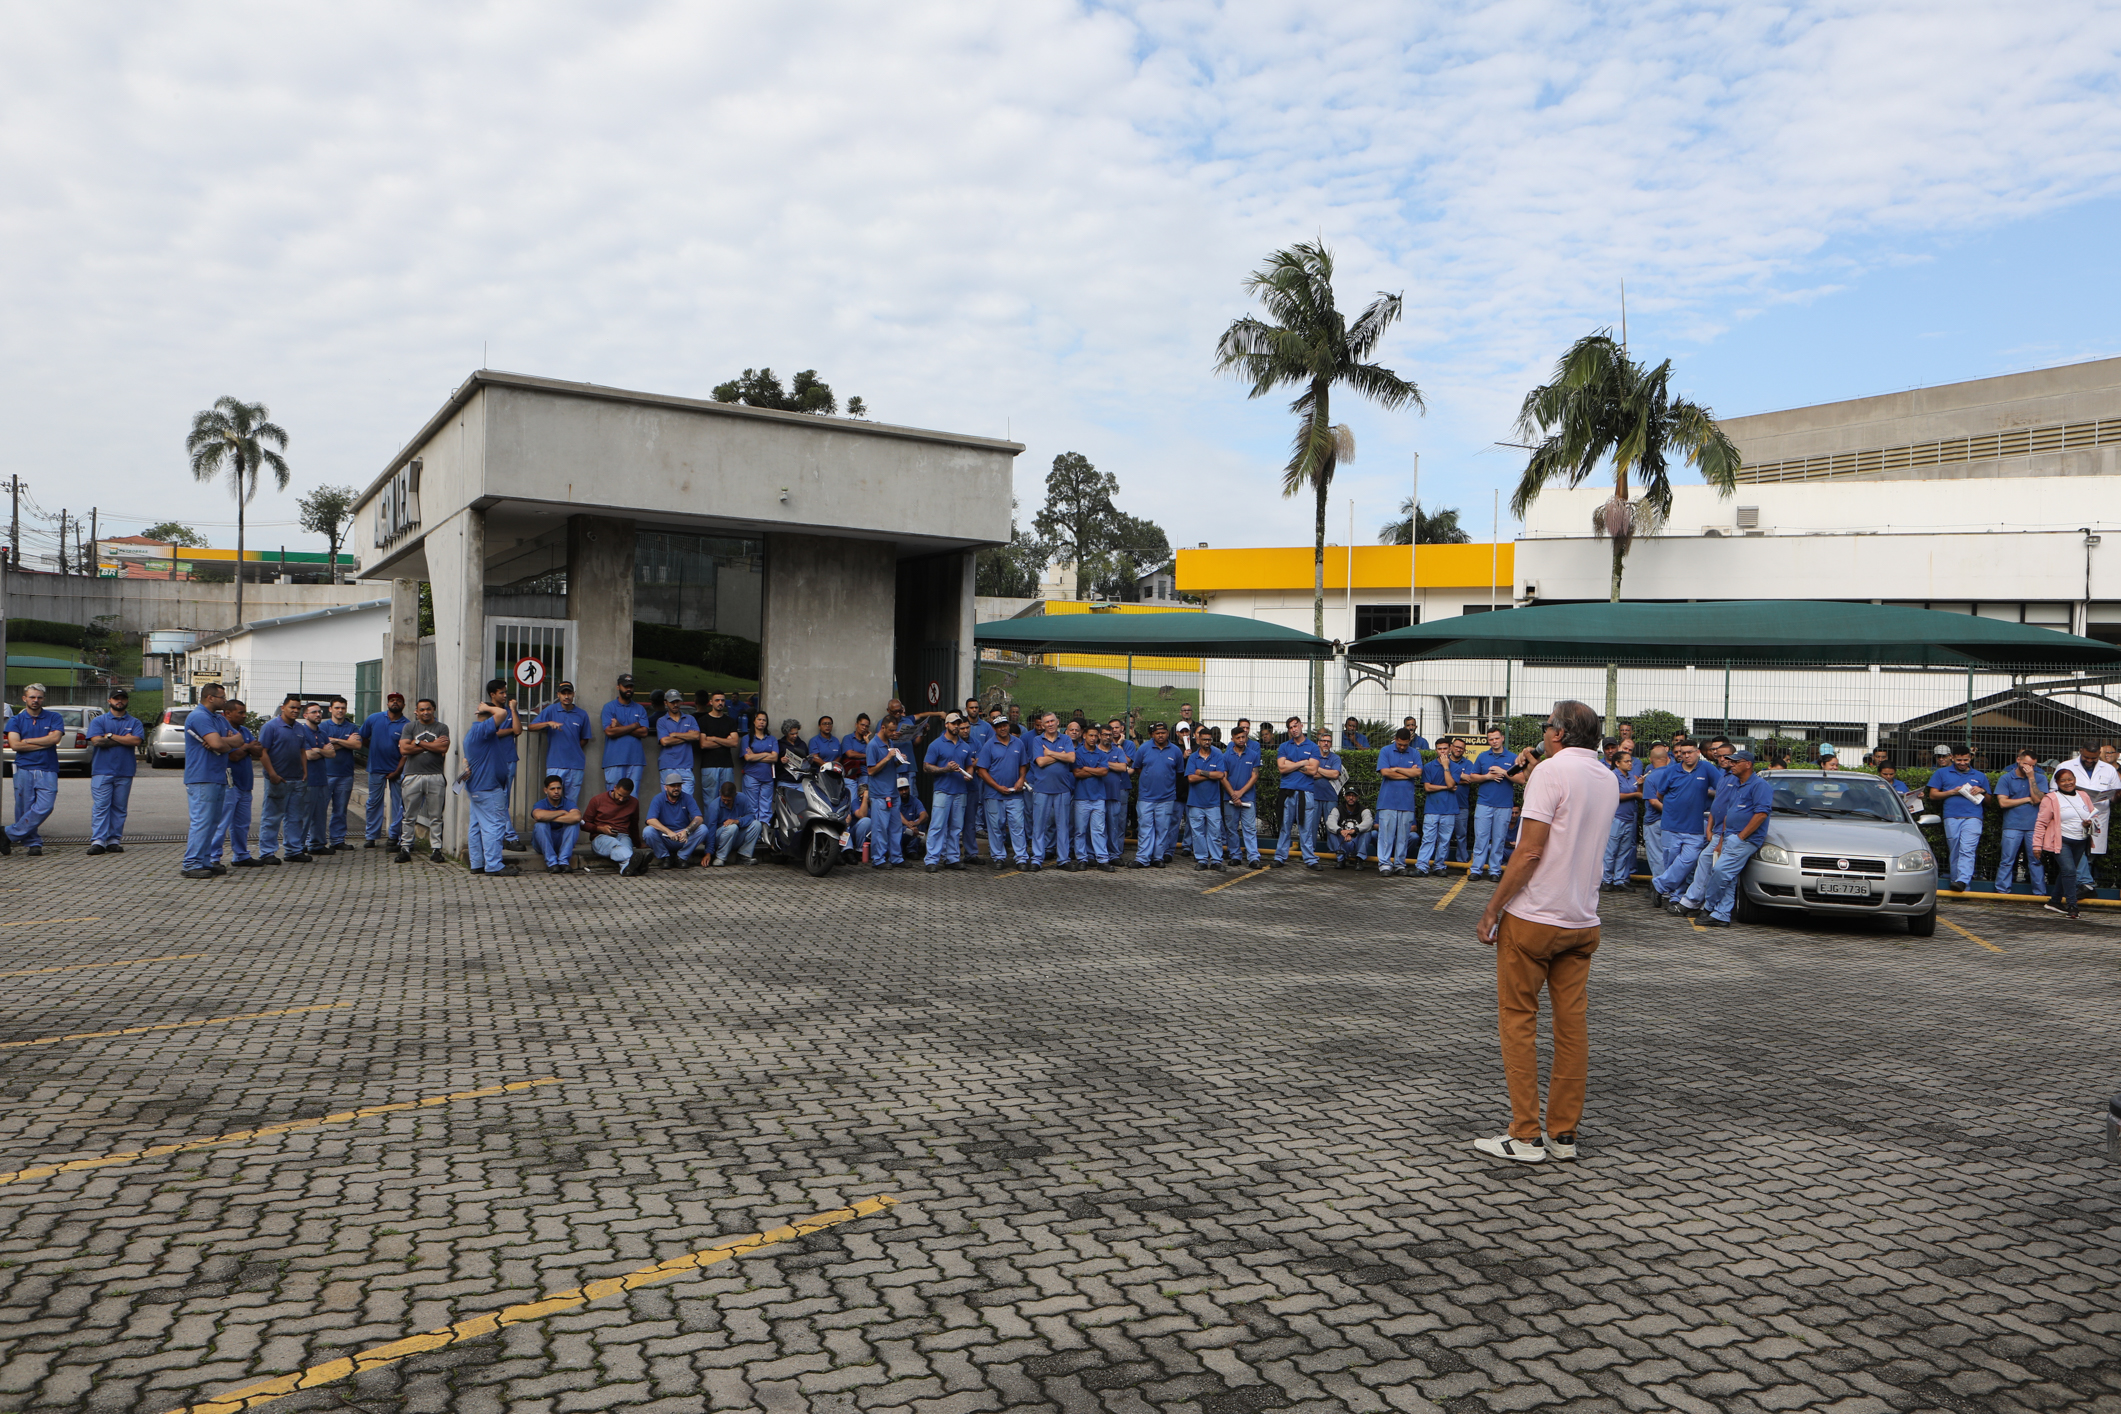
[1,683,66,856]
[1472,700,1618,1165]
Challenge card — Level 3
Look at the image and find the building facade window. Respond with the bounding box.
[1355,604,1415,638]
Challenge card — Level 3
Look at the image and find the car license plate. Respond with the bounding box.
[1816,877,1870,897]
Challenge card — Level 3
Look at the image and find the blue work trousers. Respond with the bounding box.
[605,764,646,792]
[305,778,331,852]
[591,832,636,868]
[261,779,307,857]
[1134,798,1175,865]
[1642,821,1666,881]
[1033,791,1073,865]
[1995,826,2044,894]
[1941,817,1981,887]
[365,773,405,842]
[1275,793,1318,865]
[1416,812,1455,873]
[1472,803,1512,875]
[1451,811,1471,862]
[325,775,355,847]
[739,779,774,825]
[1680,835,1760,922]
[1652,831,1707,897]
[534,820,580,867]
[7,769,57,846]
[1333,828,1376,866]
[926,792,966,865]
[962,789,983,860]
[1223,799,1260,864]
[696,767,733,804]
[985,794,1029,864]
[467,788,511,871]
[182,782,225,872]
[1185,804,1222,864]
[714,818,758,863]
[1375,809,1413,873]
[861,809,899,866]
[218,787,253,862]
[649,822,709,862]
[1075,798,1111,862]
[90,776,134,845]
[1106,798,1129,860]
[1602,814,1638,885]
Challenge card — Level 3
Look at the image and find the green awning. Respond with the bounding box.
[1351,601,2121,669]
[6,655,91,670]
[977,610,1332,660]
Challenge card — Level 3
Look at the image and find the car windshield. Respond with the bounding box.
[1767,775,1904,821]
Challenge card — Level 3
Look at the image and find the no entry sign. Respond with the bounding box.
[514,656,547,689]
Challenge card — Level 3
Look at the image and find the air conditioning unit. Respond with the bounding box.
[1736,506,1761,535]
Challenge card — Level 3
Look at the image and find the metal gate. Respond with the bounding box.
[486,617,576,833]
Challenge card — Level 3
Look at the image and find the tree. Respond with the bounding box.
[1511,330,1742,721]
[1031,452,1118,577]
[1087,513,1173,601]
[297,484,359,584]
[1215,241,1422,722]
[710,367,860,417]
[1378,500,1471,545]
[185,396,289,628]
[141,521,209,548]
[976,500,1047,598]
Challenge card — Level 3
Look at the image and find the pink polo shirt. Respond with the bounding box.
[1505,745,1621,930]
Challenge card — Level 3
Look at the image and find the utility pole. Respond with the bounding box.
[89,507,97,577]
[6,475,17,573]
[58,510,68,576]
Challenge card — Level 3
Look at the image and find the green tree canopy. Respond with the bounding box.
[1378,500,1470,545]
[1026,452,1176,602]
[710,367,860,417]
[140,521,209,548]
[186,395,289,628]
[976,499,1047,599]
[297,484,359,583]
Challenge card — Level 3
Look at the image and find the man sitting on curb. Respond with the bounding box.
[646,777,710,868]
[582,778,648,875]
[531,776,583,874]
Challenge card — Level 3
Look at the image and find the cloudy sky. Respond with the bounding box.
[4,0,2119,569]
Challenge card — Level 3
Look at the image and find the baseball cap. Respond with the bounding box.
[662,688,683,703]
[616,673,634,687]
[386,691,405,703]
[988,707,1006,720]
[1932,743,1952,757]
[944,711,966,724]
[1731,748,1756,762]
[554,680,573,692]
[109,687,129,699]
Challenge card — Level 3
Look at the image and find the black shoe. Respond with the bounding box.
[1648,891,1665,909]
[1151,859,1167,869]
[107,843,125,854]
[26,846,41,856]
[1270,859,1285,868]
[1194,862,1207,871]
[288,852,314,863]
[181,868,214,880]
[262,855,283,866]
[207,864,228,876]
[394,851,412,863]
[948,861,965,871]
[1305,861,1322,871]
[1666,901,1692,917]
[233,858,260,868]
[430,849,446,864]
[1702,916,1730,928]
[1028,862,1042,872]
[365,839,378,849]
[489,863,521,877]
[621,855,648,877]
[1096,862,1116,872]
[0,833,10,856]
[1211,861,1225,871]
[87,843,107,856]
[925,863,939,873]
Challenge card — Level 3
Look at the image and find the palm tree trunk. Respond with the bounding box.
[1605,539,1624,725]
[1312,472,1328,729]
[234,473,246,630]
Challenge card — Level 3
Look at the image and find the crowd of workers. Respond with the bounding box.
[4,672,2115,918]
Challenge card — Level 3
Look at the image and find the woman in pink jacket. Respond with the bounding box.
[2034,766,2098,919]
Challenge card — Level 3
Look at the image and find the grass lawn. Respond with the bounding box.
[977,664,1199,726]
[629,656,758,702]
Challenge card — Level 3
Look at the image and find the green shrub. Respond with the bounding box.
[632,621,761,679]
[5,618,86,648]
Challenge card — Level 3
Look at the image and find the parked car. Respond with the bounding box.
[149,707,190,769]
[1739,769,1939,934]
[1,705,95,777]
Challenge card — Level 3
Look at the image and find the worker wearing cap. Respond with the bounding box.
[1070,723,1115,871]
[1028,710,1078,870]
[216,697,261,867]
[922,711,977,870]
[175,682,236,878]
[1373,727,1422,877]
[1103,717,1137,865]
[1670,749,1772,926]
[357,692,409,849]
[460,678,520,876]
[1132,721,1183,868]
[526,681,591,809]
[1647,740,1721,908]
[319,696,361,851]
[976,712,1032,867]
[600,673,651,791]
[85,686,145,855]
[3,683,67,857]
[645,776,709,868]
[656,690,702,801]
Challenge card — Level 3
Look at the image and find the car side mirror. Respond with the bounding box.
[1916,813,1941,826]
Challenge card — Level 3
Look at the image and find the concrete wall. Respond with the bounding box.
[2,570,374,635]
[762,533,897,726]
[567,514,636,785]
[423,507,485,856]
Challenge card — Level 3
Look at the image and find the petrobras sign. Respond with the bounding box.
[374,459,421,548]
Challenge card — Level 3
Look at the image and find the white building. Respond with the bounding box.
[183,600,389,711]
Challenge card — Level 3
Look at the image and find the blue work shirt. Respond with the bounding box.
[321,717,360,779]
[87,712,144,778]
[1611,762,1644,822]
[1655,760,1720,837]
[1929,765,1989,821]
[650,789,702,831]
[865,736,911,791]
[1711,772,1775,839]
[899,790,926,827]
[1222,742,1259,804]
[260,718,310,783]
[1375,744,1421,812]
[1407,734,1432,757]
[704,796,743,835]
[801,731,840,766]
[1422,759,1459,815]
[6,708,66,771]
[1184,748,1226,808]
[1883,776,1910,795]
[977,736,1030,795]
[180,707,227,784]
[1029,733,1080,795]
[968,720,996,752]
[1310,750,1345,805]
[1135,741,1184,802]
[657,714,700,765]
[533,704,590,771]
[226,722,257,791]
[1102,738,1137,802]
[1471,749,1518,808]
[361,710,407,773]
[738,734,778,784]
[1276,738,1319,792]
[1640,764,1671,817]
[837,732,872,778]
[601,699,650,768]
[1342,731,1370,749]
[926,736,975,797]
[462,716,510,793]
[301,722,332,783]
[1073,746,1111,803]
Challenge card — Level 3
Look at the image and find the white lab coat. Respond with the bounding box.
[2064,755,2121,854]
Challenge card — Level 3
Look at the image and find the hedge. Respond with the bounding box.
[5,618,87,648]
[631,621,761,679]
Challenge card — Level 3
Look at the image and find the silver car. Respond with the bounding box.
[1738,769,1939,935]
[0,705,93,777]
[149,707,190,769]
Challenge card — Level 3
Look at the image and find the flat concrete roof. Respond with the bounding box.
[360,369,1023,506]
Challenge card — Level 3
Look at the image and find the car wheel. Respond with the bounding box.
[1733,886,1761,924]
[1907,906,1937,938]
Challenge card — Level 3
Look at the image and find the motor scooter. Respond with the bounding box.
[767,758,851,876]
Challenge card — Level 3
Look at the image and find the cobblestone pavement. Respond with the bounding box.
[0,845,2115,1414]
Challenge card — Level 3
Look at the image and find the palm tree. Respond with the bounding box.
[1215,241,1422,723]
[1379,499,1471,545]
[186,397,290,628]
[1511,331,1741,720]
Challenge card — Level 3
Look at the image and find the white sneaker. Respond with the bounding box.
[1472,1134,1546,1163]
[1546,1132,1577,1161]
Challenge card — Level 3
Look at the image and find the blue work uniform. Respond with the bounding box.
[1221,740,1262,866]
[534,702,592,808]
[360,709,409,844]
[976,734,1032,865]
[1069,746,1113,863]
[318,717,360,847]
[177,705,230,871]
[86,710,143,848]
[1133,740,1184,866]
[1604,760,1644,885]
[1678,771,1776,922]
[658,714,702,789]
[1416,757,1459,874]
[1994,767,2049,894]
[601,698,650,789]
[218,721,258,863]
[1373,743,1421,874]
[1639,763,1672,878]
[1649,760,1723,897]
[1929,764,1989,887]
[1029,733,1080,865]
[923,736,976,865]
[258,717,312,858]
[1469,747,1518,877]
[4,707,66,850]
[462,715,511,872]
[1274,738,1321,865]
[1184,747,1226,865]
[647,788,709,862]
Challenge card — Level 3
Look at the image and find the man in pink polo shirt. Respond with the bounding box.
[1472,700,1619,1164]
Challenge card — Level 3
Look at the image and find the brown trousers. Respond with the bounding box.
[1495,912,1600,1140]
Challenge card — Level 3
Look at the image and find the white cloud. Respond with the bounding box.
[0,0,2116,562]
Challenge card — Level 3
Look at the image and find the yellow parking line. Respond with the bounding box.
[994,870,1022,879]
[1433,876,1469,911]
[0,1077,561,1188]
[0,953,205,979]
[0,916,101,928]
[0,1002,349,1052]
[1939,916,2003,953]
[1201,866,1268,895]
[173,1195,899,1414]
